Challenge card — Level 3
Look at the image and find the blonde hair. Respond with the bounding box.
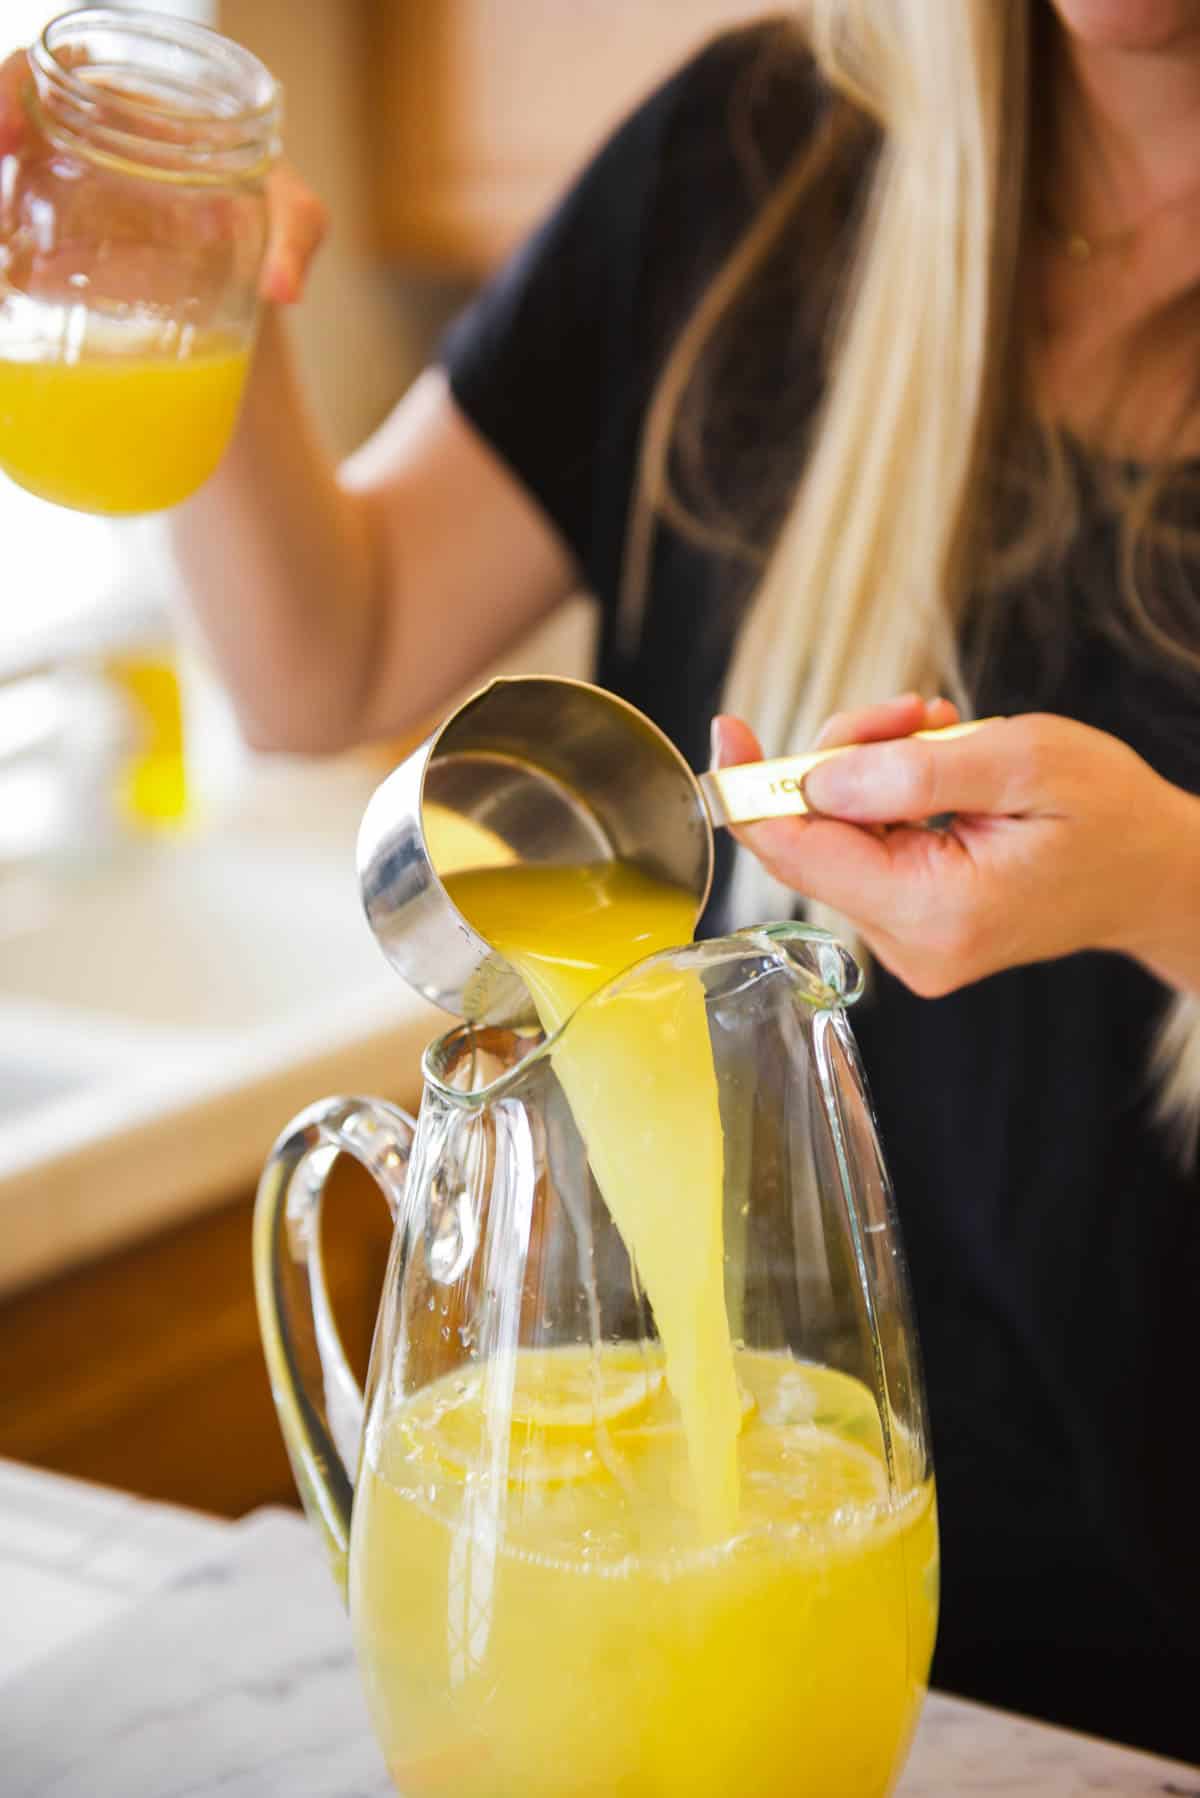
[623,0,1200,1148]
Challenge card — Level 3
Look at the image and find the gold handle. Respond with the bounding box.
[699,720,999,828]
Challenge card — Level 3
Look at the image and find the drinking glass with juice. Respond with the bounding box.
[0,7,279,514]
[255,858,940,1797]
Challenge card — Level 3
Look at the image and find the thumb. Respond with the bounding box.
[800,717,1030,823]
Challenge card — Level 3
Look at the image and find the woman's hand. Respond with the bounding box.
[0,51,25,155]
[258,162,328,304]
[712,697,1200,998]
[0,47,326,303]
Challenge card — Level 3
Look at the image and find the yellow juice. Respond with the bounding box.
[351,1347,938,1797]
[349,858,938,1795]
[445,861,743,1535]
[0,338,250,514]
[104,652,188,827]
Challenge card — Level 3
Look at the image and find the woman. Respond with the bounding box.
[4,0,1200,1759]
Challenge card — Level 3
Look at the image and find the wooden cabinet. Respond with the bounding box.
[0,1159,394,1519]
[367,0,775,273]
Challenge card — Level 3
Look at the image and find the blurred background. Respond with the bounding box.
[0,0,766,1521]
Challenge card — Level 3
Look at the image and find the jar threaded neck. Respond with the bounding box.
[29,7,280,184]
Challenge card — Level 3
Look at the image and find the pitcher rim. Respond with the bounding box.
[420,922,864,1109]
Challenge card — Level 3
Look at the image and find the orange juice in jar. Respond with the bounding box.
[0,7,279,515]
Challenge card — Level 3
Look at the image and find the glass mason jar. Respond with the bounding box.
[0,7,280,515]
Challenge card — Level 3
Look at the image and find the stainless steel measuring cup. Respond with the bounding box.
[356,674,986,1025]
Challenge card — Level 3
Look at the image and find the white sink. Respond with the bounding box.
[0,762,442,1298]
[0,994,148,1121]
[0,1054,95,1126]
[0,835,384,1034]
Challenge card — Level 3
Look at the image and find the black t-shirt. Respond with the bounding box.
[442,26,1200,1761]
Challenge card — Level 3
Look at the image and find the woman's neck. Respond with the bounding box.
[1034,19,1200,457]
[1053,24,1200,226]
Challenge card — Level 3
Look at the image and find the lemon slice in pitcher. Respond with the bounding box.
[397,1347,666,1487]
[510,1345,665,1436]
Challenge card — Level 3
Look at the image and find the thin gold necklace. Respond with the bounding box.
[1038,212,1138,264]
[1040,173,1200,264]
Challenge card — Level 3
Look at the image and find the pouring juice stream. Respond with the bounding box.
[444,859,743,1534]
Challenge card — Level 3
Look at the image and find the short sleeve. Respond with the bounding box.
[439,25,804,611]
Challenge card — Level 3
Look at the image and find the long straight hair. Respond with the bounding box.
[622,0,1200,1148]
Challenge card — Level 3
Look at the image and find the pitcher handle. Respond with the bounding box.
[253,1094,417,1592]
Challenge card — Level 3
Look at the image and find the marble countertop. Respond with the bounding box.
[1,1458,1196,1797]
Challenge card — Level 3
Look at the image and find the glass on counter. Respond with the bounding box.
[0,6,280,515]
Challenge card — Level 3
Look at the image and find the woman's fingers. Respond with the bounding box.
[0,51,30,155]
[711,711,812,871]
[710,713,764,769]
[713,696,961,767]
[813,694,960,750]
[801,715,1045,823]
[813,698,913,751]
[260,162,328,303]
[738,812,901,907]
[710,697,977,892]
[921,695,960,734]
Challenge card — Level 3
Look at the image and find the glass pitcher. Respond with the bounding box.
[255,925,939,1798]
[0,7,279,515]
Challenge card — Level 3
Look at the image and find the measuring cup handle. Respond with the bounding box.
[253,1095,416,1594]
[700,719,1000,828]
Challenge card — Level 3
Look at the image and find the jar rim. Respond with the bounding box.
[29,7,281,184]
